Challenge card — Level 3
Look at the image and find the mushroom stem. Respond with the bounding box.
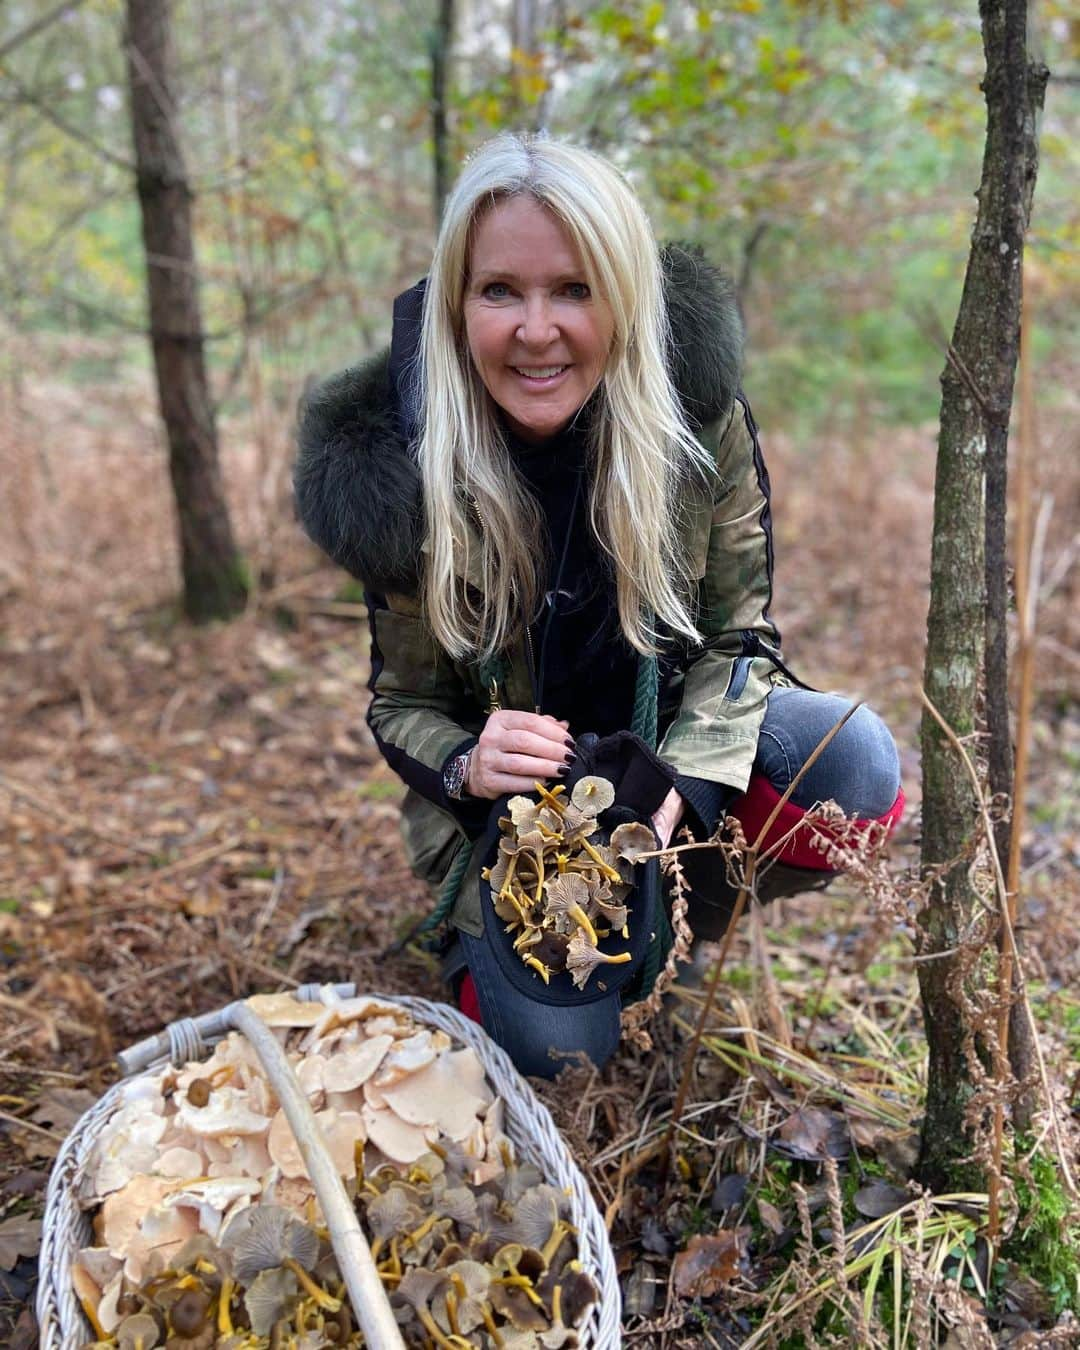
[480,1303,505,1346]
[533,853,545,903]
[579,838,622,882]
[534,783,567,813]
[566,905,598,946]
[217,1275,235,1336]
[415,1305,462,1349]
[524,956,551,984]
[404,1212,439,1249]
[284,1257,343,1313]
[445,1287,461,1337]
[541,1219,575,1268]
[76,1294,108,1341]
[493,1274,544,1307]
[552,1282,563,1325]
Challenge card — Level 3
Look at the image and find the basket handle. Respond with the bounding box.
[228,1001,405,1350]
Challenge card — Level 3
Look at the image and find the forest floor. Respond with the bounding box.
[0,343,1077,1346]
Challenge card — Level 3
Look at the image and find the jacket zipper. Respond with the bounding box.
[467,494,540,712]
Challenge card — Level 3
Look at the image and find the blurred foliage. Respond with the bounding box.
[0,0,1076,435]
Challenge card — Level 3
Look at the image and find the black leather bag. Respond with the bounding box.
[477,732,675,1006]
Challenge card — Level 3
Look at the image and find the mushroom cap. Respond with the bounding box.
[152,1145,206,1179]
[431,1258,491,1335]
[569,776,615,816]
[372,1029,448,1087]
[116,1311,161,1349]
[89,1100,169,1198]
[361,1103,431,1165]
[174,1085,272,1138]
[220,1204,319,1284]
[541,873,590,918]
[609,820,656,862]
[243,1265,299,1337]
[245,992,324,1027]
[322,1036,393,1091]
[379,1053,492,1140]
[101,1175,172,1257]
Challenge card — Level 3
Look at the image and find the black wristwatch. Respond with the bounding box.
[442,749,474,801]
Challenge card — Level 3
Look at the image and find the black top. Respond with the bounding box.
[510,422,639,738]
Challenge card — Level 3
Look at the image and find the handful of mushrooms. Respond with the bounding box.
[483,777,656,989]
[71,990,597,1347]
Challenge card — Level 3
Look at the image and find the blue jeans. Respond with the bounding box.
[461,688,901,1078]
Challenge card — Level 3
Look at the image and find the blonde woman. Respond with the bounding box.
[295,133,903,1077]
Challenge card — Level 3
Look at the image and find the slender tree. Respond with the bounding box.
[917,0,1047,1190]
[430,0,454,225]
[125,0,247,622]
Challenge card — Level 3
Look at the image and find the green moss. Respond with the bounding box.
[1003,1149,1080,1316]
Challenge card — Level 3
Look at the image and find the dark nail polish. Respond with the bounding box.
[565,751,577,766]
[564,736,576,749]
[556,765,569,778]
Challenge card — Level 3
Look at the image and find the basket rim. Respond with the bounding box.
[36,987,623,1349]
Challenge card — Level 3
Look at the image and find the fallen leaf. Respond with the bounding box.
[757,1198,785,1234]
[640,1216,671,1257]
[622,1258,658,1318]
[710,1172,748,1215]
[673,1228,750,1299]
[1,1169,48,1200]
[853,1181,908,1218]
[0,1215,42,1271]
[774,1105,851,1161]
[31,1087,97,1133]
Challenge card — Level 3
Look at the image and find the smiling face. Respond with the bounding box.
[462,195,615,445]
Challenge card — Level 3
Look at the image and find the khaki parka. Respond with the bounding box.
[294,247,788,935]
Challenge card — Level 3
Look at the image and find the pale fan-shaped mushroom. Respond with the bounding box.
[174,1086,272,1138]
[609,820,656,863]
[164,1176,261,1239]
[206,1132,272,1181]
[152,1145,205,1179]
[245,992,324,1027]
[380,1056,491,1140]
[570,775,615,816]
[267,1107,357,1182]
[122,1202,200,1283]
[243,1266,299,1337]
[320,1109,365,1180]
[565,931,632,990]
[507,795,541,831]
[101,1175,172,1258]
[362,1103,432,1164]
[372,1028,448,1087]
[293,1053,326,1098]
[432,1258,492,1337]
[90,1101,169,1198]
[322,1035,393,1091]
[543,874,599,946]
[97,1270,125,1334]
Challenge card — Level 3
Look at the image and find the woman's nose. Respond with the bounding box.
[516,296,557,347]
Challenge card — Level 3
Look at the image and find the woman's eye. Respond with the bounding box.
[483,282,511,299]
[565,282,590,300]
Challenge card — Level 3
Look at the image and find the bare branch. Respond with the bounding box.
[0,0,91,63]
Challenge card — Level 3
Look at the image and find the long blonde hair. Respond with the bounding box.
[418,132,710,661]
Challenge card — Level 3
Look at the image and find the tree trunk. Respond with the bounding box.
[125,0,247,623]
[917,0,1047,1191]
[431,0,454,227]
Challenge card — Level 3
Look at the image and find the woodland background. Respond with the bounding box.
[0,0,1078,1345]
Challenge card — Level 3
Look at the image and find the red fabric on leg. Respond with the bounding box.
[732,773,905,869]
[458,972,483,1025]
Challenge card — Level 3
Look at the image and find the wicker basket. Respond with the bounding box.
[37,985,622,1349]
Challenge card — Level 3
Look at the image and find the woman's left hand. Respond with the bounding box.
[651,786,685,850]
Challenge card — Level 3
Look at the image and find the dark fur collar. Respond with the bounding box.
[294,244,742,595]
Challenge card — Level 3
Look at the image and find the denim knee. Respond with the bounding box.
[755,688,900,818]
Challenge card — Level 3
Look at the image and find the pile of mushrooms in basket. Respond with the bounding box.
[73,990,598,1348]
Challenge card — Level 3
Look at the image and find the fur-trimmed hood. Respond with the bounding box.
[293,244,743,596]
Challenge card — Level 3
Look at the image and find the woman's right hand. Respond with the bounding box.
[465,711,574,799]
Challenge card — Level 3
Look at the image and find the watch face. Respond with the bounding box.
[444,754,467,799]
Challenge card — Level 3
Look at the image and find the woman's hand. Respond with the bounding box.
[465,710,573,799]
[651,786,685,850]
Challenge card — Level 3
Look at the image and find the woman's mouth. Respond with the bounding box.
[512,365,569,386]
